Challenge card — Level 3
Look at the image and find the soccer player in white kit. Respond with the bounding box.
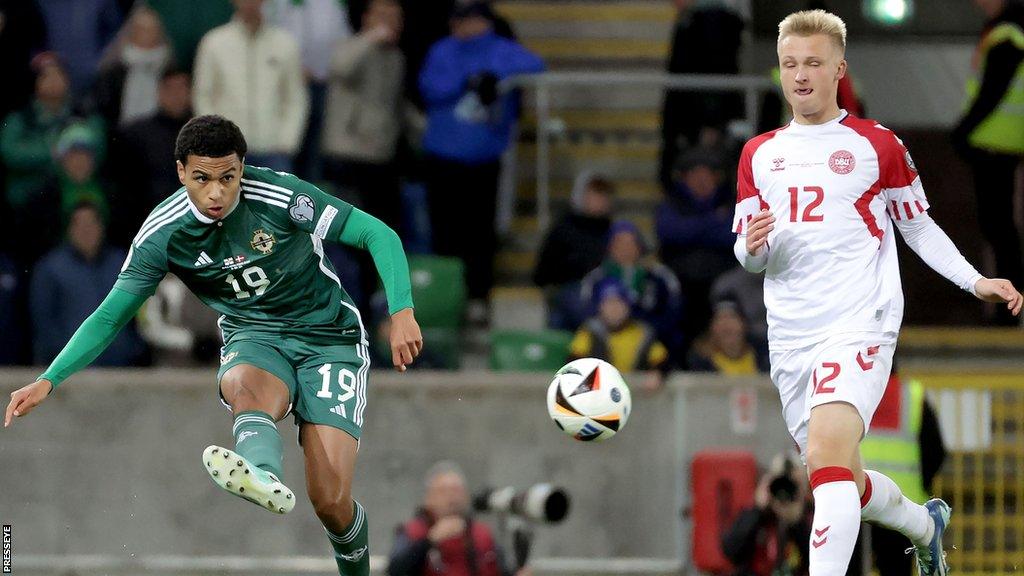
[734,10,1023,576]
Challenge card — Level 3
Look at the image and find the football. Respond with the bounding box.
[546,358,632,441]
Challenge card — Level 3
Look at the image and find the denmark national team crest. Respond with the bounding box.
[251,229,276,254]
[828,150,856,174]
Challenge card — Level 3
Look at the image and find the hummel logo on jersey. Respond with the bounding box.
[194,251,214,267]
[330,404,347,418]
[771,157,785,171]
[337,545,367,563]
[237,431,259,444]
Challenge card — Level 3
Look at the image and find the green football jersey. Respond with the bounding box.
[115,165,366,345]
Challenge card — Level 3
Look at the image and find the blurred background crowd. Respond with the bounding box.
[0,0,1019,382]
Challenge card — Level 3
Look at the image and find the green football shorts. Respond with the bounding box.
[217,334,371,440]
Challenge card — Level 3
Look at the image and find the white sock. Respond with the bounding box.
[808,467,862,576]
[860,469,934,546]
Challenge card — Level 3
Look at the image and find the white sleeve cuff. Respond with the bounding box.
[734,235,769,273]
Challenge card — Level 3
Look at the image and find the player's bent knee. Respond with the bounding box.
[310,489,355,526]
[220,366,290,417]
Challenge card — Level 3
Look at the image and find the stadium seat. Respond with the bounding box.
[408,255,467,329]
[489,329,574,371]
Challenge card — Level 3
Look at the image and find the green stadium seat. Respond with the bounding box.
[490,330,574,372]
[408,256,467,329]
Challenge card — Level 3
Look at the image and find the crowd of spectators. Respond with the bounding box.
[0,0,547,368]
[0,0,912,375]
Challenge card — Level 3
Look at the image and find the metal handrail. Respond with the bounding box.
[508,72,774,231]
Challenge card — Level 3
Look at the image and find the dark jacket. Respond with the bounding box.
[29,243,145,366]
[0,0,47,120]
[0,253,30,365]
[93,61,129,126]
[108,110,190,247]
[533,213,611,287]
[660,5,744,187]
[721,505,812,576]
[656,180,736,284]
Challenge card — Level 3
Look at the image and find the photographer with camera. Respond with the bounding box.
[387,461,532,576]
[721,453,818,576]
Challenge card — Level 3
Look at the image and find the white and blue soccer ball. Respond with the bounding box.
[546,358,631,442]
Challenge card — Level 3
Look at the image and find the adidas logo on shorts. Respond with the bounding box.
[330,404,347,418]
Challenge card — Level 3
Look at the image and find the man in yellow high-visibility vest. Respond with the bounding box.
[953,0,1024,325]
[860,372,947,576]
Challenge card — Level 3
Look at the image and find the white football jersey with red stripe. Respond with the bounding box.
[733,111,928,350]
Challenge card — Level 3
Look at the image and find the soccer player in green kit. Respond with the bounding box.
[4,115,423,575]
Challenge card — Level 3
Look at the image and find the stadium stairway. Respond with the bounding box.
[490,0,675,330]
[482,2,1024,360]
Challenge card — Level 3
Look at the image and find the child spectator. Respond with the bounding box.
[570,279,669,390]
[581,220,683,362]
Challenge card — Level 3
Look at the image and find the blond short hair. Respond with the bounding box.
[777,9,847,55]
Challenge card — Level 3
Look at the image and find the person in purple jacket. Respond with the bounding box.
[418,0,543,319]
[656,144,737,348]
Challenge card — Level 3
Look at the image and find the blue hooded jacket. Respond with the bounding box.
[419,31,544,164]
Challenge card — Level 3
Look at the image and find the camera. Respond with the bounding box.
[768,473,799,503]
[472,484,571,523]
[766,452,801,503]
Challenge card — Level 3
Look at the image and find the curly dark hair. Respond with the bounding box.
[174,115,247,165]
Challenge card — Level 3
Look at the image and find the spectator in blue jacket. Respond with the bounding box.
[30,201,146,366]
[36,0,122,97]
[419,0,543,319]
[656,144,736,346]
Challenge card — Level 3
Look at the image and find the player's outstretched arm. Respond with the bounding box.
[4,287,148,427]
[974,278,1023,316]
[895,212,1022,316]
[337,207,423,371]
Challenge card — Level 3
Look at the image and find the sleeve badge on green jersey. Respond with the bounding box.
[289,194,315,223]
[251,229,276,255]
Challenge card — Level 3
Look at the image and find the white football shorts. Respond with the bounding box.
[769,331,897,454]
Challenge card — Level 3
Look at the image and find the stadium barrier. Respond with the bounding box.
[906,370,1024,575]
[2,367,1021,574]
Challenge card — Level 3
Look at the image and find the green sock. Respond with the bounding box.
[326,500,369,576]
[232,410,283,479]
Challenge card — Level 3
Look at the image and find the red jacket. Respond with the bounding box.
[393,512,505,576]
